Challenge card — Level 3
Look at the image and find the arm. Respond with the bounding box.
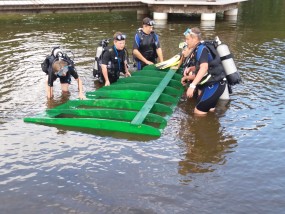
[46,80,53,99]
[46,74,53,99]
[186,62,208,98]
[75,77,85,100]
[101,64,110,86]
[156,47,163,63]
[124,60,131,77]
[181,70,196,86]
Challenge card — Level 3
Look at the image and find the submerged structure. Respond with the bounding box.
[24,65,184,137]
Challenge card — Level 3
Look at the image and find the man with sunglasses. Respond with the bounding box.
[183,27,226,115]
[45,47,85,100]
[132,17,163,70]
[101,32,131,86]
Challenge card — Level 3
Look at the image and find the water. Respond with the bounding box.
[1,0,285,213]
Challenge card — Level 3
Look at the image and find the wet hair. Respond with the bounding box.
[191,27,202,40]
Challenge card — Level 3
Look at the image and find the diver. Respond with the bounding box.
[132,17,163,70]
[182,27,226,115]
[177,42,193,75]
[100,32,131,86]
[41,47,85,100]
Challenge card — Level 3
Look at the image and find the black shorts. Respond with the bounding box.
[51,73,72,84]
[59,74,72,84]
[196,81,226,112]
[48,66,78,86]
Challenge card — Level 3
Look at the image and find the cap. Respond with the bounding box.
[142,17,155,26]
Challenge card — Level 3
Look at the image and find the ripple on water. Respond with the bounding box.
[0,12,285,213]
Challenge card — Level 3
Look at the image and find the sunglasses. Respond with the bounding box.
[115,34,126,41]
[55,66,69,77]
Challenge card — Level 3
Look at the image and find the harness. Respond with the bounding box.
[103,45,127,76]
[134,29,159,62]
[190,41,226,85]
[42,52,74,74]
[41,51,75,87]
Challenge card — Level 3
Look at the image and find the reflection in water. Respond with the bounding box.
[224,15,238,22]
[153,19,168,28]
[200,20,216,30]
[178,100,237,177]
[46,91,71,109]
[1,1,285,212]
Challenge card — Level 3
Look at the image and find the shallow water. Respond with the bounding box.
[1,0,285,213]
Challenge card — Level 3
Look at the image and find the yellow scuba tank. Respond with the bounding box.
[215,36,241,85]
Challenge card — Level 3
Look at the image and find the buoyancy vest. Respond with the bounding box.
[135,29,158,62]
[41,55,56,75]
[42,53,74,75]
[41,52,75,87]
[103,45,127,77]
[193,41,226,85]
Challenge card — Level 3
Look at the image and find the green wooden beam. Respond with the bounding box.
[131,70,176,125]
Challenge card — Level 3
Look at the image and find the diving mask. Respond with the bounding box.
[114,34,126,41]
[183,28,201,36]
[55,66,69,77]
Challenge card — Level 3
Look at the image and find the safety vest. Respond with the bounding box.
[134,29,159,62]
[103,45,127,77]
[193,42,226,85]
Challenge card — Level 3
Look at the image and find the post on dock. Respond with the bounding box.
[144,0,245,25]
[224,8,239,21]
[153,12,168,20]
[201,13,216,21]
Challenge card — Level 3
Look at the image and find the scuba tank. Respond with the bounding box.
[52,47,63,59]
[93,39,110,78]
[215,36,241,85]
[94,46,103,72]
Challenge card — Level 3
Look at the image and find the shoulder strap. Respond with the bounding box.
[135,29,144,48]
[102,46,114,58]
[196,43,214,62]
[151,31,159,48]
[196,43,205,61]
[135,29,158,48]
[151,31,158,41]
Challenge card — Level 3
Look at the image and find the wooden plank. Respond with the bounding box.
[52,99,173,114]
[24,66,184,137]
[24,117,162,136]
[131,69,176,125]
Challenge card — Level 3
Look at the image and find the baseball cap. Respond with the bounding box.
[142,17,155,26]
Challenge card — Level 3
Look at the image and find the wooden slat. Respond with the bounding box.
[131,70,175,125]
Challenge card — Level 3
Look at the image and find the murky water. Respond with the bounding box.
[1,0,285,213]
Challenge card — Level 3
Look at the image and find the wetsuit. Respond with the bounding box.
[194,44,226,112]
[101,45,126,84]
[47,59,78,87]
[133,29,160,70]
